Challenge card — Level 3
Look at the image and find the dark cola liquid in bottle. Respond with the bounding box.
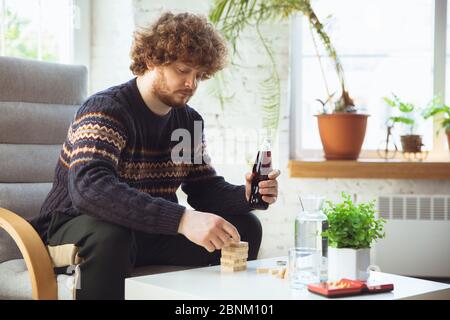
[249,138,272,210]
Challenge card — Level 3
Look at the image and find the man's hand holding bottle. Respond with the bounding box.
[246,137,281,210]
[245,169,281,206]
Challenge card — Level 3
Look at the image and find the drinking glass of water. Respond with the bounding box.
[288,247,321,290]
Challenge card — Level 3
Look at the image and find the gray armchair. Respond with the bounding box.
[0,57,188,300]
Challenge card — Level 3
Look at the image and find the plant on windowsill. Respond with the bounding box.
[422,96,450,150]
[383,93,424,154]
[209,0,369,160]
[321,193,386,281]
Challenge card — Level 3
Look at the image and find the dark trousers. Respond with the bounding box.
[47,211,263,300]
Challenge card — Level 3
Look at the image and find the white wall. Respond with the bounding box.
[89,0,450,261]
[90,0,135,93]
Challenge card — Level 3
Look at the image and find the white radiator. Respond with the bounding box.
[372,195,450,278]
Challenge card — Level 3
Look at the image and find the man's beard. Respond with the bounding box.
[152,72,192,108]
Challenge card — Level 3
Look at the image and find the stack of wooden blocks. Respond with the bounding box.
[220,241,248,272]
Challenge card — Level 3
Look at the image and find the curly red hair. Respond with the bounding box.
[129,12,228,79]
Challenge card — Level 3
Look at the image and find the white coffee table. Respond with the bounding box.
[125,257,450,300]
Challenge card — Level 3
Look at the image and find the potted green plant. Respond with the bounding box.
[322,193,386,281]
[382,93,423,153]
[209,0,369,160]
[422,96,450,150]
[310,12,369,160]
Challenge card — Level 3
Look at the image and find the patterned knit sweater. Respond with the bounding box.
[30,78,251,242]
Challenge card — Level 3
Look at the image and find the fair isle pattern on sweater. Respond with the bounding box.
[62,110,217,196]
[63,112,126,168]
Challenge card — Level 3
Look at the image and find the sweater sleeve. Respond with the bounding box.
[67,96,185,235]
[180,113,251,216]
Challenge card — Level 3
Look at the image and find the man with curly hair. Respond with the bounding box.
[30,12,280,300]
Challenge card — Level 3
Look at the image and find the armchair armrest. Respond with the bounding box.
[0,208,57,300]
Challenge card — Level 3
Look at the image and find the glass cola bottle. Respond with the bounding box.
[248,137,272,210]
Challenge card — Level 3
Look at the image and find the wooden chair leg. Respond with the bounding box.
[0,208,57,299]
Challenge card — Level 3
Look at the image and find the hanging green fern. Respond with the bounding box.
[256,20,280,138]
[210,0,259,55]
[260,68,280,137]
[210,0,283,137]
[209,0,356,125]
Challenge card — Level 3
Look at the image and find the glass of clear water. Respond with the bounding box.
[288,247,321,290]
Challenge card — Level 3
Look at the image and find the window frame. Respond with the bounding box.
[289,0,449,161]
[0,0,90,69]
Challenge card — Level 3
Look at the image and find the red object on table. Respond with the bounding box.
[307,279,394,298]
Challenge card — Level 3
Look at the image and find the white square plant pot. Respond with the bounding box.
[328,247,370,281]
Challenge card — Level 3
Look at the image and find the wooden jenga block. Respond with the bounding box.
[270,268,279,275]
[221,252,248,260]
[256,267,269,274]
[277,267,287,279]
[221,246,248,255]
[221,263,246,269]
[228,241,248,248]
[222,241,248,253]
[220,258,247,266]
[220,257,247,265]
[221,264,247,272]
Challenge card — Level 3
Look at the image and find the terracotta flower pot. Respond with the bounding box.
[316,113,369,160]
[400,135,423,153]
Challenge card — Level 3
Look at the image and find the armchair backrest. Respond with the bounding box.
[0,56,87,262]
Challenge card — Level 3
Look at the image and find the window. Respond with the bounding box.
[0,0,74,63]
[291,0,446,159]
